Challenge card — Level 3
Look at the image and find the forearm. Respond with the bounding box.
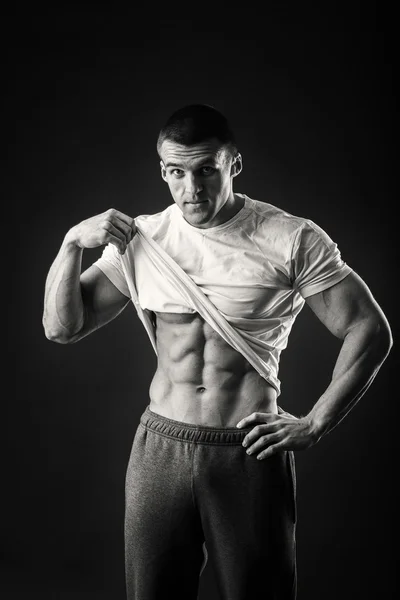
[43,230,85,342]
[307,317,392,439]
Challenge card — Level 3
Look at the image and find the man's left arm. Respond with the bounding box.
[237,271,393,459]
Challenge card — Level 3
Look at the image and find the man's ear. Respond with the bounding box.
[231,153,243,178]
[160,160,168,182]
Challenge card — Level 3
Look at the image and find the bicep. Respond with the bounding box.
[80,264,131,332]
[304,271,388,339]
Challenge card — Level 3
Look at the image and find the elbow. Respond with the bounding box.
[371,314,393,362]
[44,331,73,344]
[43,327,74,344]
[346,312,393,366]
[42,318,81,344]
[382,321,393,357]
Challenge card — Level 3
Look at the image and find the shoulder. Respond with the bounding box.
[242,194,310,242]
[134,203,177,240]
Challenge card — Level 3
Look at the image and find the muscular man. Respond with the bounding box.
[43,104,392,600]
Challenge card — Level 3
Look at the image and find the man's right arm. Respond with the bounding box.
[42,208,136,344]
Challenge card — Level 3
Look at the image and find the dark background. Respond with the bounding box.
[7,5,398,600]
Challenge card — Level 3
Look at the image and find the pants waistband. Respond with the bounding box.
[140,405,252,445]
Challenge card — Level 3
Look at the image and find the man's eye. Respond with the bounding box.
[171,169,184,177]
[201,166,215,175]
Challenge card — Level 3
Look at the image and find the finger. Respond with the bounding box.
[256,441,287,460]
[105,208,135,228]
[242,423,278,447]
[98,234,127,255]
[236,412,279,429]
[101,223,127,254]
[104,209,136,244]
[114,220,135,245]
[109,215,136,244]
[245,432,282,455]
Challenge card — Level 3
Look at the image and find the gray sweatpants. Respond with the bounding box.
[125,406,297,600]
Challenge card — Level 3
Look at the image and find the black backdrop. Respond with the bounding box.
[7,6,398,600]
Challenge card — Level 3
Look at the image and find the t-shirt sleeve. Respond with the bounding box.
[92,243,131,298]
[291,219,352,298]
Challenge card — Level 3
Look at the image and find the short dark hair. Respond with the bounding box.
[157,104,237,156]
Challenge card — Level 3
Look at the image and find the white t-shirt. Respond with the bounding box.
[93,194,352,394]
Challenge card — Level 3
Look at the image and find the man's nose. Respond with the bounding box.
[185,174,203,194]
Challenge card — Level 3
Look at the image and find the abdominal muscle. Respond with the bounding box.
[148,311,278,427]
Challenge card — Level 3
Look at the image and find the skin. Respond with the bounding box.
[158,138,243,229]
[43,137,392,459]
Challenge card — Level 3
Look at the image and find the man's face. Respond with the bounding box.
[159,138,241,229]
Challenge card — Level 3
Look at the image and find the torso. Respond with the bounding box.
[149,311,278,426]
